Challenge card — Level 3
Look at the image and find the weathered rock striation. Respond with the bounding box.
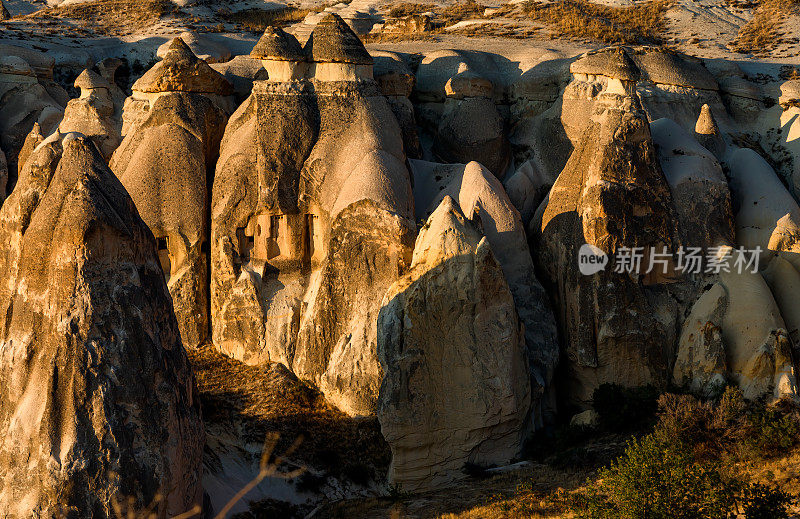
[111,38,232,349]
[533,98,683,406]
[378,196,531,491]
[211,16,414,416]
[0,133,204,517]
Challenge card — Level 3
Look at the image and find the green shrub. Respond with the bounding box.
[582,433,735,519]
[743,407,800,458]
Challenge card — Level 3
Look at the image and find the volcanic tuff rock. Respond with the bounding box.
[58,69,122,160]
[0,133,203,517]
[211,20,414,416]
[410,159,558,426]
[373,51,421,159]
[378,196,531,491]
[111,41,232,349]
[135,38,234,95]
[0,52,65,194]
[650,117,734,249]
[675,257,799,401]
[533,98,682,406]
[0,148,6,200]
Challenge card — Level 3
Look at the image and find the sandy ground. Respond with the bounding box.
[0,0,798,67]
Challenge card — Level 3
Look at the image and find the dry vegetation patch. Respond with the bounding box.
[188,346,391,477]
[730,0,800,54]
[522,0,673,44]
[24,0,184,36]
[219,6,310,33]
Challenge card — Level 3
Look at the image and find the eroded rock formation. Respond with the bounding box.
[111,38,232,349]
[0,133,203,516]
[533,98,682,406]
[211,15,415,416]
[378,196,530,491]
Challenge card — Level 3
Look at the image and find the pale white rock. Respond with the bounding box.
[726,147,800,262]
[650,117,734,248]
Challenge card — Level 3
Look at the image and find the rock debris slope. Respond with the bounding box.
[0,133,204,517]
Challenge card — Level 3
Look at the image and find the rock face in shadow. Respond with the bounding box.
[111,38,232,349]
[211,22,414,416]
[0,133,204,517]
[378,196,530,491]
[533,99,682,407]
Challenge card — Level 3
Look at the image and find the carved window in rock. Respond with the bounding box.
[237,212,324,264]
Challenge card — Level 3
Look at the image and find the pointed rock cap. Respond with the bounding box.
[74,69,111,91]
[250,26,305,61]
[304,13,373,65]
[0,55,35,77]
[1,0,10,20]
[571,47,640,82]
[132,37,233,95]
[695,104,720,136]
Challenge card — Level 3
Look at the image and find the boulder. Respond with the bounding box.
[157,31,232,64]
[533,99,682,406]
[378,196,531,491]
[112,43,232,349]
[0,133,203,516]
[433,96,510,178]
[694,103,725,158]
[211,73,414,416]
[134,38,233,96]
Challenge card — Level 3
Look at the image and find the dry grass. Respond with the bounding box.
[24,0,184,36]
[188,346,391,476]
[221,6,310,33]
[387,2,437,17]
[730,0,800,54]
[436,0,487,23]
[522,0,673,44]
